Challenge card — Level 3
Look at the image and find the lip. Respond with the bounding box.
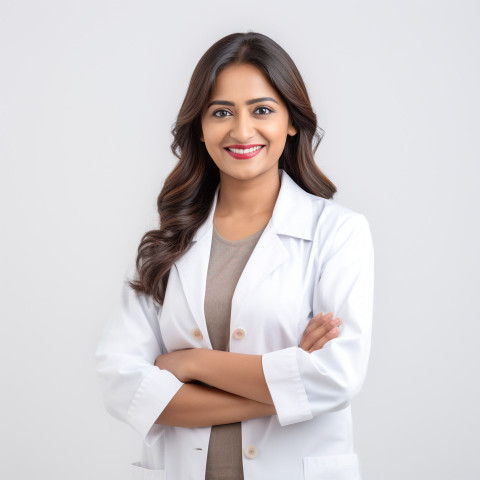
[224,145,265,160]
[225,144,264,149]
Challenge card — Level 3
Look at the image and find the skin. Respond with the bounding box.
[155,63,341,428]
[200,62,297,241]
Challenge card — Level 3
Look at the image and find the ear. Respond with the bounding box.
[287,121,298,137]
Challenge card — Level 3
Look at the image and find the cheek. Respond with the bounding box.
[265,131,288,152]
[203,139,225,166]
[203,126,224,149]
[264,121,289,143]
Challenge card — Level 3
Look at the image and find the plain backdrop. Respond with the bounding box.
[1,1,479,479]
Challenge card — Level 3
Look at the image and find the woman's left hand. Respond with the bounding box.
[154,348,198,383]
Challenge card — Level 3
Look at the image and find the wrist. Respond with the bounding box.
[188,348,204,382]
[267,403,277,416]
[248,397,277,418]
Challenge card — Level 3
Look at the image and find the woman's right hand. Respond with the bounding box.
[298,312,342,353]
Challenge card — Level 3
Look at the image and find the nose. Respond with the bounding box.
[230,111,256,142]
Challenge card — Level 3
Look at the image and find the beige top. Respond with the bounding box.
[204,223,267,480]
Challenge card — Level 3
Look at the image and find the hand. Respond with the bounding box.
[298,312,342,353]
[154,348,197,383]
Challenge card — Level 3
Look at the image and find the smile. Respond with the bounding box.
[225,145,265,160]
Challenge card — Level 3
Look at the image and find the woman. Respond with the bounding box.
[95,31,374,480]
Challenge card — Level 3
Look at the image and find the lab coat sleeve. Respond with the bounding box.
[262,213,374,426]
[94,277,184,446]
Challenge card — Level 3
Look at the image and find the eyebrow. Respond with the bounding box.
[206,97,279,109]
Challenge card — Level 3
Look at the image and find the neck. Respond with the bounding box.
[215,168,281,219]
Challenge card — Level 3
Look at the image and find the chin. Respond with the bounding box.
[228,163,277,181]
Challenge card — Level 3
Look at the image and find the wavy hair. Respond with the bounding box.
[128,31,337,305]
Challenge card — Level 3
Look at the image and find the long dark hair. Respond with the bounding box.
[128,31,337,305]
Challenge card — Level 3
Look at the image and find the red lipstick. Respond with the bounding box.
[224,144,265,160]
[226,144,264,149]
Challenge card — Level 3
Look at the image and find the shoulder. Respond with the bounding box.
[280,173,369,242]
[295,185,370,236]
[297,191,373,259]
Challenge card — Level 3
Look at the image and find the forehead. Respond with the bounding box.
[209,63,277,99]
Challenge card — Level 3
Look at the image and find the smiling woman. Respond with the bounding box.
[95,31,374,480]
[200,63,297,186]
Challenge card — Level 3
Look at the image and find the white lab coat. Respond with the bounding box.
[95,168,374,480]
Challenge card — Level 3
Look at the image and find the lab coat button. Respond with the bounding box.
[191,328,203,340]
[244,445,258,459]
[233,327,246,340]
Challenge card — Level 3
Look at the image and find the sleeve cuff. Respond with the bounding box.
[126,367,184,446]
[262,346,313,426]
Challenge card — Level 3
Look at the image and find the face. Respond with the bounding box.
[200,63,297,182]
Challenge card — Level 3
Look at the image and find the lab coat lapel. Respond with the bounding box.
[173,169,313,349]
[230,224,288,327]
[230,170,313,326]
[173,186,219,349]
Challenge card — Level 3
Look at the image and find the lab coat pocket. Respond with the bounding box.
[303,453,361,480]
[131,461,166,480]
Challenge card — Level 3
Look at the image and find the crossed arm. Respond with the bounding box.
[154,312,341,428]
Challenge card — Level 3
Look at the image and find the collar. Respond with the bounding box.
[193,169,314,243]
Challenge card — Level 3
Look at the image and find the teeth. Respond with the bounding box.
[227,146,263,154]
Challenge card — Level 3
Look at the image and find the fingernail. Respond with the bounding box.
[324,312,333,319]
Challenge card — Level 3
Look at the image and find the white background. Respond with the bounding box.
[1,1,479,479]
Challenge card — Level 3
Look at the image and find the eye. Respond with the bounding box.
[212,109,232,118]
[254,106,274,115]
